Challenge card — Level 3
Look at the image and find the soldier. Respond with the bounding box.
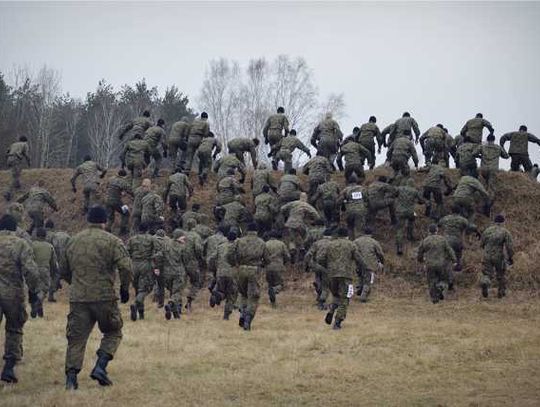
[127,223,158,321]
[254,185,280,234]
[251,162,277,197]
[31,227,58,318]
[394,178,424,255]
[310,178,341,226]
[278,168,303,206]
[452,175,491,222]
[227,137,260,168]
[0,215,41,384]
[530,163,540,181]
[500,125,540,172]
[151,229,168,308]
[273,129,311,172]
[353,226,384,302]
[181,203,210,229]
[216,168,245,206]
[281,193,321,263]
[204,224,229,295]
[364,176,398,232]
[131,178,152,234]
[63,206,131,390]
[262,230,289,307]
[417,224,457,304]
[438,207,479,274]
[196,132,221,186]
[213,153,246,182]
[105,169,133,235]
[71,155,107,213]
[5,136,31,199]
[143,119,168,178]
[387,136,419,178]
[338,174,367,239]
[163,170,193,217]
[460,113,494,144]
[44,220,70,302]
[141,186,165,234]
[456,138,482,177]
[118,110,152,141]
[304,218,326,253]
[419,125,448,166]
[304,227,333,309]
[216,197,253,233]
[208,230,238,319]
[17,181,58,235]
[121,133,151,189]
[6,202,32,243]
[183,112,210,173]
[302,153,335,200]
[168,116,190,163]
[480,214,513,298]
[387,112,421,146]
[156,230,186,319]
[479,134,509,194]
[263,106,290,156]
[421,163,453,220]
[228,223,266,330]
[337,136,373,184]
[358,116,384,157]
[321,227,367,330]
[311,113,343,166]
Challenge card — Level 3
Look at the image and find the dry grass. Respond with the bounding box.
[1,288,539,406]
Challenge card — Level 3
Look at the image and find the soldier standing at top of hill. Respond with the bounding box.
[17,180,58,235]
[263,106,290,157]
[63,206,132,390]
[358,116,384,157]
[183,112,210,173]
[118,110,153,141]
[71,155,107,213]
[460,113,494,144]
[383,112,421,147]
[499,125,540,173]
[311,112,343,167]
[5,136,31,200]
[144,119,168,178]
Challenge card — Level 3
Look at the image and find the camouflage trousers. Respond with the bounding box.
[82,186,99,213]
[27,209,45,236]
[106,202,129,235]
[275,149,294,173]
[344,164,366,184]
[329,277,353,321]
[459,162,479,178]
[446,235,463,268]
[509,153,533,172]
[423,187,444,220]
[65,301,123,373]
[391,157,411,177]
[426,266,449,302]
[0,296,27,361]
[481,256,507,291]
[127,162,145,189]
[133,261,155,310]
[314,267,330,304]
[162,273,185,308]
[236,266,261,320]
[480,168,500,195]
[395,212,415,248]
[168,138,183,163]
[216,275,238,318]
[38,266,51,301]
[7,157,23,191]
[183,138,202,173]
[345,205,367,240]
[319,199,339,226]
[197,151,212,180]
[131,213,142,235]
[308,177,326,202]
[149,148,163,178]
[265,264,284,295]
[366,201,396,231]
[452,196,477,222]
[185,264,200,302]
[168,194,187,215]
[285,225,307,264]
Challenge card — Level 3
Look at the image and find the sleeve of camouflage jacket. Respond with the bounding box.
[45,191,58,211]
[499,133,511,150]
[71,166,81,188]
[412,119,420,140]
[445,240,457,264]
[19,240,41,294]
[504,230,514,260]
[113,238,132,291]
[353,246,368,277]
[482,119,494,134]
[527,133,540,146]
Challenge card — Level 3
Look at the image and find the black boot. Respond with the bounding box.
[48,292,56,303]
[1,358,17,384]
[325,304,336,325]
[37,303,44,318]
[130,304,137,322]
[333,318,343,330]
[239,308,245,327]
[497,287,506,298]
[185,297,193,312]
[243,313,252,331]
[65,369,79,390]
[268,287,276,307]
[172,303,181,319]
[90,353,113,386]
[164,302,173,320]
[481,284,489,298]
[396,243,403,256]
[138,306,145,320]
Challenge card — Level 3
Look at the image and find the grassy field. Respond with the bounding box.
[1,286,539,406]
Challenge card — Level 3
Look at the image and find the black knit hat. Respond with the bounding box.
[494,214,505,223]
[87,205,107,224]
[0,215,17,231]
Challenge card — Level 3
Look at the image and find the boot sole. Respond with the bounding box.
[90,371,112,386]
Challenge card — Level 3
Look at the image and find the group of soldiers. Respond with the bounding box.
[0,107,532,389]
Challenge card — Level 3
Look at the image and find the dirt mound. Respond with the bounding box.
[1,167,539,291]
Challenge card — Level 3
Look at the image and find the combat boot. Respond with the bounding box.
[243,313,252,331]
[396,243,403,256]
[497,287,506,298]
[172,303,181,319]
[239,308,246,328]
[65,369,79,390]
[36,303,44,318]
[130,304,137,321]
[325,304,336,325]
[224,306,232,320]
[359,285,370,303]
[1,358,17,384]
[317,300,327,311]
[164,302,173,320]
[185,297,193,313]
[481,284,489,298]
[90,352,113,386]
[138,306,145,320]
[268,287,276,307]
[333,318,343,330]
[48,292,56,303]
[198,175,204,186]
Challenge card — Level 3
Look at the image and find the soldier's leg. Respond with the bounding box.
[334,277,352,324]
[135,269,155,317]
[427,268,441,303]
[388,202,397,225]
[245,269,260,326]
[65,303,95,374]
[509,155,520,172]
[186,266,200,309]
[319,271,330,306]
[433,189,444,220]
[395,216,405,255]
[170,275,185,318]
[236,268,248,326]
[94,301,123,373]
[2,299,27,363]
[325,277,339,325]
[480,258,494,298]
[406,215,415,241]
[423,188,433,217]
[11,160,22,190]
[83,190,91,213]
[521,155,533,173]
[152,151,162,178]
[495,260,507,298]
[106,204,116,232]
[223,277,237,319]
[344,166,354,184]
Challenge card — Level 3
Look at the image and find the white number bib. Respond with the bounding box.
[347,284,354,298]
[351,191,363,201]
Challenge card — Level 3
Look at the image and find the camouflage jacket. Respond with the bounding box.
[71,160,105,190]
[395,185,423,216]
[263,113,289,137]
[278,174,302,197]
[281,201,320,229]
[18,187,58,213]
[123,138,151,167]
[456,142,482,168]
[339,185,366,211]
[500,131,540,155]
[422,164,452,190]
[304,236,332,274]
[460,117,493,144]
[169,120,190,144]
[480,143,509,170]
[263,239,290,269]
[7,141,30,161]
[144,126,166,150]
[254,192,280,220]
[213,154,246,180]
[481,224,513,261]
[204,233,228,265]
[438,214,474,241]
[106,176,133,204]
[278,136,310,155]
[251,165,277,196]
[32,239,58,274]
[358,122,383,149]
[417,234,456,269]
[312,180,340,204]
[198,136,221,156]
[320,237,366,279]
[453,176,488,200]
[188,118,210,141]
[394,117,421,141]
[338,140,374,168]
[165,172,192,199]
[302,155,334,182]
[387,137,418,166]
[127,233,158,263]
[230,231,266,267]
[132,186,150,216]
[141,192,165,223]
[212,240,236,278]
[354,235,384,271]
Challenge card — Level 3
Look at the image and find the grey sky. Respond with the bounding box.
[1,1,540,163]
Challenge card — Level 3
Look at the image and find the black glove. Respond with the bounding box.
[508,258,513,266]
[267,152,273,158]
[100,170,107,179]
[163,149,168,159]
[72,186,77,194]
[120,287,129,303]
[307,151,312,158]
[264,136,269,145]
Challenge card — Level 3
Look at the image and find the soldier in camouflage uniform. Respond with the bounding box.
[387,136,419,178]
[227,137,260,168]
[479,134,509,194]
[71,155,107,213]
[141,186,165,234]
[196,132,221,186]
[163,170,193,218]
[338,174,367,239]
[254,185,280,234]
[217,169,245,206]
[394,178,424,255]
[420,163,453,220]
[121,133,151,189]
[213,153,246,182]
[0,215,41,384]
[263,106,290,156]
[500,125,540,172]
[127,223,159,321]
[6,202,31,243]
[143,119,168,178]
[183,112,210,173]
[358,116,385,157]
[63,206,132,390]
[417,224,457,303]
[263,230,289,307]
[157,230,186,319]
[278,168,303,206]
[452,175,491,222]
[251,163,277,197]
[208,230,238,319]
[168,116,190,163]
[181,203,210,229]
[456,138,482,177]
[302,153,335,200]
[310,177,341,226]
[44,220,70,302]
[391,112,421,145]
[31,227,58,318]
[419,125,448,166]
[311,113,343,167]
[215,197,253,233]
[228,223,266,330]
[131,178,151,234]
[480,214,513,298]
[460,113,494,144]
[273,129,312,172]
[321,227,367,330]
[17,181,58,235]
[105,169,133,235]
[337,136,373,184]
[204,225,229,295]
[354,226,384,302]
[118,110,152,141]
[304,227,333,309]
[5,136,31,199]
[364,176,398,232]
[304,218,326,253]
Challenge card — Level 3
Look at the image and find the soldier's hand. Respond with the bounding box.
[100,170,107,179]
[120,287,129,303]
[377,147,382,154]
[307,151,312,158]
[72,187,77,194]
[508,258,513,266]
[153,269,161,276]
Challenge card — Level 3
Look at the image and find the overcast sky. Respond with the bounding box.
[1,1,540,163]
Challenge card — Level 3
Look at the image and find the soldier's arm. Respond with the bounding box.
[262,118,270,140]
[113,239,132,292]
[213,140,222,158]
[212,158,221,173]
[375,242,385,264]
[483,119,494,135]
[19,240,41,295]
[163,180,172,201]
[17,191,29,204]
[283,117,290,136]
[50,247,59,275]
[527,133,540,146]
[186,177,194,196]
[311,127,320,148]
[505,231,514,262]
[499,133,510,149]
[412,119,420,141]
[361,144,375,168]
[336,151,345,172]
[250,146,258,168]
[353,246,368,277]
[46,192,59,211]
[417,241,425,262]
[374,126,384,150]
[410,142,419,167]
[460,122,468,137]
[70,167,81,190]
[118,121,134,140]
[297,139,311,156]
[446,241,457,264]
[499,146,509,159]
